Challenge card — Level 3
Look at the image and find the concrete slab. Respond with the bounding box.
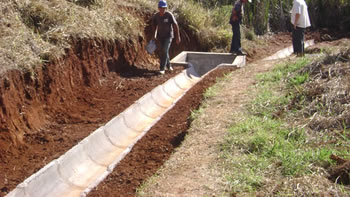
[170,51,242,76]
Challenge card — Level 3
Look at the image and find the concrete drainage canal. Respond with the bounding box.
[6,52,245,197]
[6,40,315,197]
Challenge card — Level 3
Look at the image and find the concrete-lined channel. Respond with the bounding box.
[6,52,245,197]
[7,40,315,197]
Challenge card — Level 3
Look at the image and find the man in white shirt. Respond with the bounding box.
[291,0,311,57]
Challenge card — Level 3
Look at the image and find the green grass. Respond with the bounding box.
[224,116,314,177]
[257,58,310,84]
[190,71,234,121]
[221,57,350,195]
[203,71,233,99]
[168,0,232,51]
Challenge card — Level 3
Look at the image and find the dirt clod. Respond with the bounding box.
[329,154,350,185]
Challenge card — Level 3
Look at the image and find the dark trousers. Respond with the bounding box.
[292,27,305,55]
[230,22,241,53]
[159,38,172,71]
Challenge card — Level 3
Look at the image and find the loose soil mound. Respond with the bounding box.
[329,154,350,185]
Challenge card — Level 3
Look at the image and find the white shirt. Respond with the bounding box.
[291,0,311,28]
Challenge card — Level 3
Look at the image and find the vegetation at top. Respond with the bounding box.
[0,0,231,74]
[1,0,349,74]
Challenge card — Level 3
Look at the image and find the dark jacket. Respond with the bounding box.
[229,0,243,25]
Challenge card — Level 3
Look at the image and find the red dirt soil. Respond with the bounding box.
[0,31,312,197]
[86,32,300,197]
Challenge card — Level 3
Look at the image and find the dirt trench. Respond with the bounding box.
[0,21,302,196]
[0,21,201,195]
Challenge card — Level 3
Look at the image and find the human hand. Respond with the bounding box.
[176,37,181,44]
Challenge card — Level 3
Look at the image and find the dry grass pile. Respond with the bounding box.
[284,40,350,189]
[167,0,232,52]
[0,0,150,74]
[295,42,350,132]
[0,1,58,73]
[0,0,233,75]
[220,40,350,196]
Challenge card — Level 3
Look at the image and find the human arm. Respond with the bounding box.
[172,23,181,44]
[294,13,300,29]
[169,12,181,44]
[151,15,158,40]
[231,8,239,22]
[291,1,302,29]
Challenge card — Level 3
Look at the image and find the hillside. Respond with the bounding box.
[1,0,349,196]
[0,0,242,195]
[0,1,199,194]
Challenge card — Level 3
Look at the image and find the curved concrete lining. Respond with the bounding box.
[263,40,315,61]
[7,40,316,196]
[171,51,245,77]
[6,52,243,197]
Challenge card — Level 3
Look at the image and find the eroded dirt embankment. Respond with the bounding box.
[0,18,202,194]
[0,28,300,196]
[0,37,145,153]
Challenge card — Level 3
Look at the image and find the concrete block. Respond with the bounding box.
[5,184,29,197]
[264,40,314,61]
[173,72,195,90]
[185,65,201,79]
[150,85,175,108]
[137,93,166,119]
[232,55,246,67]
[123,103,155,132]
[57,144,106,188]
[10,161,81,197]
[170,51,187,64]
[82,127,124,166]
[162,78,185,99]
[104,115,140,148]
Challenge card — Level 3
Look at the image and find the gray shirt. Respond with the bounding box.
[152,11,177,40]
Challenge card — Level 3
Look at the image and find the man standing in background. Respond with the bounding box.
[229,0,251,55]
[291,0,311,57]
[152,0,181,75]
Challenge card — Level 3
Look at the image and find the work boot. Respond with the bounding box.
[230,50,246,55]
[165,63,173,71]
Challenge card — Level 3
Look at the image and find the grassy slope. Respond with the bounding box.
[220,41,350,196]
[0,0,233,75]
[0,0,149,74]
